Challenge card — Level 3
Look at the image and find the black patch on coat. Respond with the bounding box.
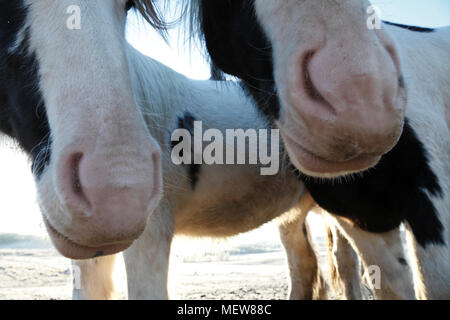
[199,0,278,121]
[171,112,201,189]
[398,258,408,266]
[303,120,444,248]
[125,1,134,12]
[0,1,51,178]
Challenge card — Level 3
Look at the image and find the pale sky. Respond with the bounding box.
[125,0,450,80]
[0,0,449,237]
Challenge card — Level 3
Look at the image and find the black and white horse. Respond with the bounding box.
[171,0,450,299]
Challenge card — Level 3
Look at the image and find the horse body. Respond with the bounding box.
[74,45,308,299]
[392,25,450,298]
[127,45,304,238]
[313,25,450,299]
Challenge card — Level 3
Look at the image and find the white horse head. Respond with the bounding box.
[0,0,164,259]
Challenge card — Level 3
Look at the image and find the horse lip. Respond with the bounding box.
[42,215,133,259]
[280,129,380,177]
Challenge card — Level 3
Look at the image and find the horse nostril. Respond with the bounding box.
[55,151,92,217]
[398,75,405,89]
[70,153,86,200]
[300,49,336,115]
[302,50,324,102]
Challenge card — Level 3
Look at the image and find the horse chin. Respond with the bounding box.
[42,215,132,260]
[281,132,381,178]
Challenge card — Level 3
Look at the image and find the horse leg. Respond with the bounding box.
[332,217,415,299]
[72,254,118,300]
[404,226,450,299]
[278,192,326,299]
[123,205,174,300]
[324,218,362,300]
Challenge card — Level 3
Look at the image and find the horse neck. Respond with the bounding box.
[387,25,450,126]
[126,45,183,141]
[126,44,248,146]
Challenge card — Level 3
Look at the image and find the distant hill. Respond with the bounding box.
[0,233,51,249]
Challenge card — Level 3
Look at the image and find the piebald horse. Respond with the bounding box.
[172,0,449,299]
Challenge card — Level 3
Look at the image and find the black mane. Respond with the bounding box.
[0,1,51,177]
